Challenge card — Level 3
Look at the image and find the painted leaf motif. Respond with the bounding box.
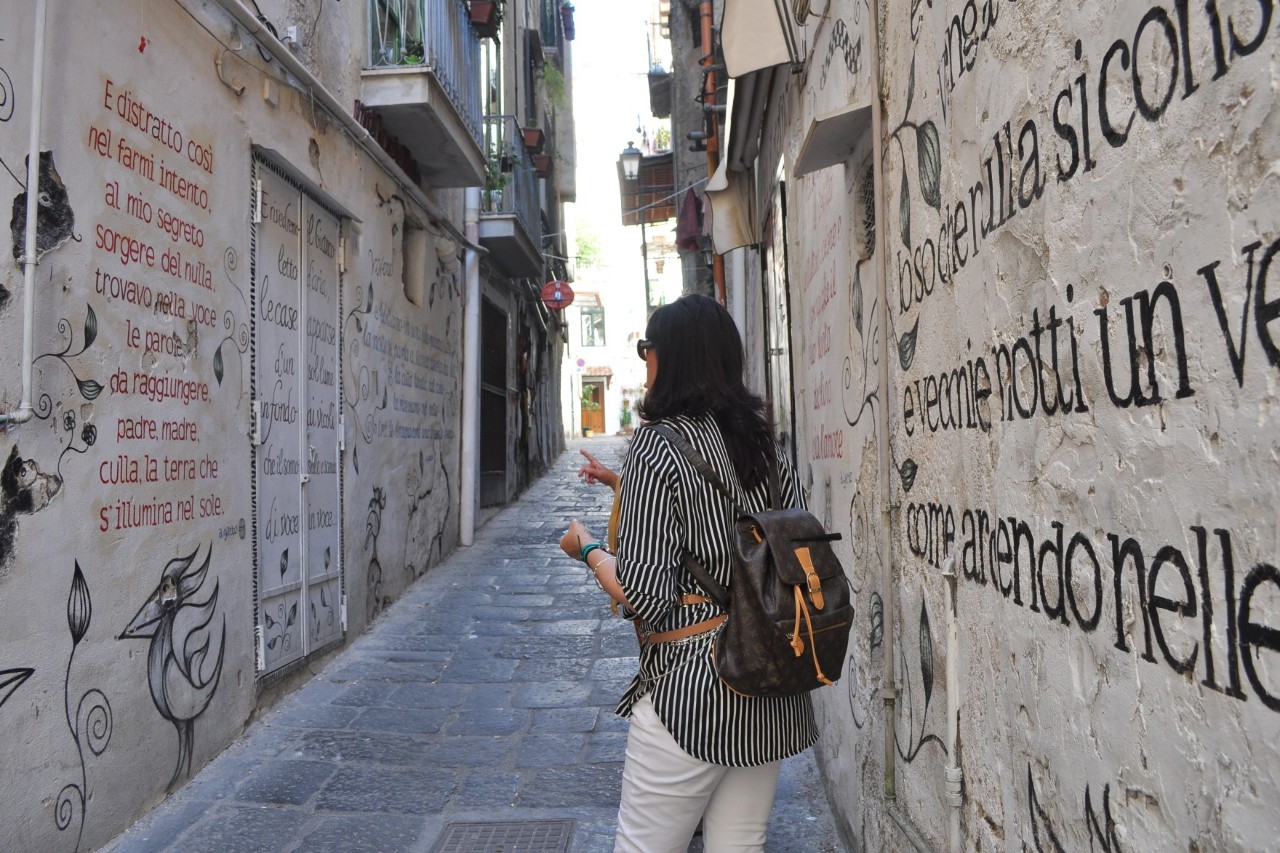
[320,586,329,606]
[898,317,919,369]
[0,668,34,709]
[67,561,92,645]
[279,548,289,580]
[354,316,363,335]
[83,305,98,349]
[365,282,374,312]
[77,378,104,400]
[869,593,884,650]
[267,636,278,649]
[286,602,297,627]
[264,612,275,628]
[904,55,916,120]
[916,121,941,210]
[213,345,225,385]
[899,458,918,493]
[899,170,912,248]
[919,600,934,706]
[352,445,360,475]
[851,264,864,336]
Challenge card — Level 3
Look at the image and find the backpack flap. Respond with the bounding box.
[739,509,843,610]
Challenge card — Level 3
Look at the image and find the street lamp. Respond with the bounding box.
[620,142,642,182]
[619,142,651,312]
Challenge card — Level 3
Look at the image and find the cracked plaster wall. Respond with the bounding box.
[749,0,1279,849]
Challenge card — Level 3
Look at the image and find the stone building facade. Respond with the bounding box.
[659,0,1279,849]
[0,0,571,848]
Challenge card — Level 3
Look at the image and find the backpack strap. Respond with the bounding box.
[650,423,782,511]
[649,423,781,612]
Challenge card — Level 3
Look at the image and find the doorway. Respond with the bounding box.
[251,157,344,678]
[581,380,605,436]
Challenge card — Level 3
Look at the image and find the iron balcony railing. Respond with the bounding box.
[481,115,541,246]
[539,0,562,54]
[367,0,482,145]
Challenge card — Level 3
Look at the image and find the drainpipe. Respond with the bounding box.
[0,0,49,428]
[943,557,963,853]
[459,187,481,546]
[207,0,476,251]
[867,0,934,850]
[729,247,746,337]
[699,0,727,304]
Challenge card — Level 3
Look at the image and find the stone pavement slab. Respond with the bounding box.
[100,437,841,853]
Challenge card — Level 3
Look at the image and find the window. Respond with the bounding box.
[402,217,426,306]
[581,306,605,346]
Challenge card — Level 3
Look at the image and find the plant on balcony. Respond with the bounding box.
[543,65,568,112]
[521,126,545,153]
[561,3,575,40]
[531,153,552,175]
[469,0,501,39]
[484,151,509,211]
[402,38,423,64]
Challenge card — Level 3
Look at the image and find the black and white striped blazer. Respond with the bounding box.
[614,413,818,766]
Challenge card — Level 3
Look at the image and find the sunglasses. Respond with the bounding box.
[636,339,653,361]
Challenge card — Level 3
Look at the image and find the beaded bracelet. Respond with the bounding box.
[579,542,605,563]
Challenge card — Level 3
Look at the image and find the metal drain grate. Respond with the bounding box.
[430,819,575,853]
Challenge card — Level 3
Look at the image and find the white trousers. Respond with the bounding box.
[614,694,782,853]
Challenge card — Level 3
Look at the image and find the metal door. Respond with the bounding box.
[252,160,343,676]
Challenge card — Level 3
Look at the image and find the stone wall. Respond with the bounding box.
[749,0,1279,848]
[0,2,462,847]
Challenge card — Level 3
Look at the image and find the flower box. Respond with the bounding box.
[521,127,545,153]
[469,0,500,38]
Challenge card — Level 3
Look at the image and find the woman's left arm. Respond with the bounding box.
[559,519,634,610]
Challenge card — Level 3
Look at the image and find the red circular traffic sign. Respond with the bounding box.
[541,280,574,310]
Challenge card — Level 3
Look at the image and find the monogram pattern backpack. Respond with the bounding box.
[652,425,853,697]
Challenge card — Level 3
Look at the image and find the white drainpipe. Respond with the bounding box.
[943,558,963,852]
[729,247,746,337]
[867,0,935,850]
[1,0,48,428]
[459,187,482,546]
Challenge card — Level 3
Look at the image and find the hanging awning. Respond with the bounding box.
[721,0,802,79]
[705,82,756,254]
[793,102,874,177]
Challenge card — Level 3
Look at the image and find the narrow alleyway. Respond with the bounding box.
[100,436,840,853]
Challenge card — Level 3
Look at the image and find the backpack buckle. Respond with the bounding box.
[795,547,825,610]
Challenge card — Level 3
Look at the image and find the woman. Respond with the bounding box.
[560,294,816,852]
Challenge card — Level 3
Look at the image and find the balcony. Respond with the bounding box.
[479,116,544,278]
[361,0,485,187]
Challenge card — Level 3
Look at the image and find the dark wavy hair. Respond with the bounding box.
[638,294,775,489]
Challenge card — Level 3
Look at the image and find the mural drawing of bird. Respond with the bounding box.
[119,544,225,789]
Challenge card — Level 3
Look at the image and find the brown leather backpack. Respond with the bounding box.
[652,425,853,697]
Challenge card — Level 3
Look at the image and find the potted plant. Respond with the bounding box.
[402,38,424,64]
[619,403,634,434]
[521,125,545,153]
[469,0,501,38]
[484,162,507,211]
[561,2,575,40]
[531,153,552,175]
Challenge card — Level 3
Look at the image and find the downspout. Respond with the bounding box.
[729,248,746,336]
[0,0,49,428]
[699,0,727,304]
[868,0,934,850]
[206,0,477,251]
[459,188,482,546]
[943,557,963,853]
